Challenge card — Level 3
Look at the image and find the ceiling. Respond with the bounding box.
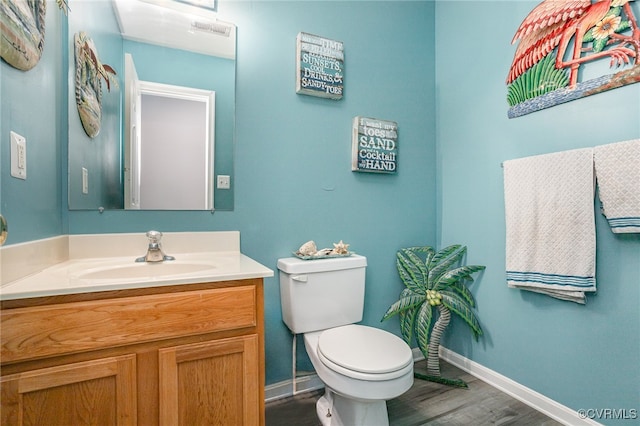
[112,0,236,59]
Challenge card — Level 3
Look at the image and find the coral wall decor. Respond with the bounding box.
[507,0,640,118]
[1,0,46,71]
[73,31,117,138]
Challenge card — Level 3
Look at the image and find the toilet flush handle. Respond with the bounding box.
[292,275,308,283]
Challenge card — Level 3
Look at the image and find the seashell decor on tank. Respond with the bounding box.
[297,240,318,256]
[332,240,349,254]
[295,240,351,259]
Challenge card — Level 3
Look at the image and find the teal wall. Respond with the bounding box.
[2,1,639,422]
[67,0,123,210]
[435,0,640,422]
[226,0,437,381]
[1,1,65,241]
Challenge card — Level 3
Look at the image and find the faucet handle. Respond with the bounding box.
[146,230,163,243]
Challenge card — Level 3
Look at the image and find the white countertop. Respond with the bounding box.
[1,252,273,300]
[0,231,273,301]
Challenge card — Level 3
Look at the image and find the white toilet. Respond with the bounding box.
[278,255,414,426]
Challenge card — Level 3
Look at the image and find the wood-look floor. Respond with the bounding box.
[266,360,562,426]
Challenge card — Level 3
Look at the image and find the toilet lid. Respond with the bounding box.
[317,325,413,374]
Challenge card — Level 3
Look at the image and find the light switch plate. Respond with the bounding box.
[82,168,89,194]
[10,131,27,180]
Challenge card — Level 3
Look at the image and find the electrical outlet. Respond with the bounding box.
[10,131,27,180]
[217,175,231,189]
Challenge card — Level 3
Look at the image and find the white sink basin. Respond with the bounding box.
[0,232,275,301]
[77,261,217,280]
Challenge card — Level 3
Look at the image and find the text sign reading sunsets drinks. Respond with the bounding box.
[296,32,344,99]
[352,117,398,174]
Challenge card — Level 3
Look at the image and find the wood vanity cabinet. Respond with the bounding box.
[0,279,265,426]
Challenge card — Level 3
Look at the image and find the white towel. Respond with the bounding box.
[503,148,596,304]
[594,139,640,234]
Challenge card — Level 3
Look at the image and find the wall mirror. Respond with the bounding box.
[67,0,236,211]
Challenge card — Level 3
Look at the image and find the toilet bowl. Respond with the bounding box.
[277,255,414,425]
[304,325,414,426]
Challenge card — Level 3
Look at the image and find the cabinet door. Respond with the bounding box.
[1,354,136,426]
[159,335,260,426]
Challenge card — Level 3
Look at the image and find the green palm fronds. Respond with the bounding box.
[384,292,425,319]
[507,53,568,106]
[382,245,485,384]
[397,249,428,293]
[444,278,476,308]
[399,301,417,343]
[428,244,464,284]
[440,289,482,338]
[415,302,433,359]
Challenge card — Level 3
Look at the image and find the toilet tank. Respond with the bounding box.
[278,255,367,334]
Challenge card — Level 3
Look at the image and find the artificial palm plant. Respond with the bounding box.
[382,245,485,387]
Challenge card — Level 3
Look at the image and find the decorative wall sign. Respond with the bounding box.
[74,32,103,138]
[351,116,398,174]
[506,0,640,118]
[1,0,47,71]
[296,32,344,99]
[74,31,117,138]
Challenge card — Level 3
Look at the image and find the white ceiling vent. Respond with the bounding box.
[191,21,232,37]
[112,0,236,59]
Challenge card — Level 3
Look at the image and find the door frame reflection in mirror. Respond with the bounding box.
[125,55,215,210]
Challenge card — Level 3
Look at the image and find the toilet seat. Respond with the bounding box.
[317,325,413,382]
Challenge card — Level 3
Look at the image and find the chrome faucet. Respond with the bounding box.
[135,230,175,263]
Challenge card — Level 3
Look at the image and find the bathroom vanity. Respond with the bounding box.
[0,232,273,426]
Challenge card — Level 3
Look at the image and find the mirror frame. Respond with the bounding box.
[67,0,236,211]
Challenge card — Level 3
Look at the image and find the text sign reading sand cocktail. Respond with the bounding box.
[352,117,398,174]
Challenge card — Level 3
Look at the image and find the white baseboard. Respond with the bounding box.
[439,347,601,426]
